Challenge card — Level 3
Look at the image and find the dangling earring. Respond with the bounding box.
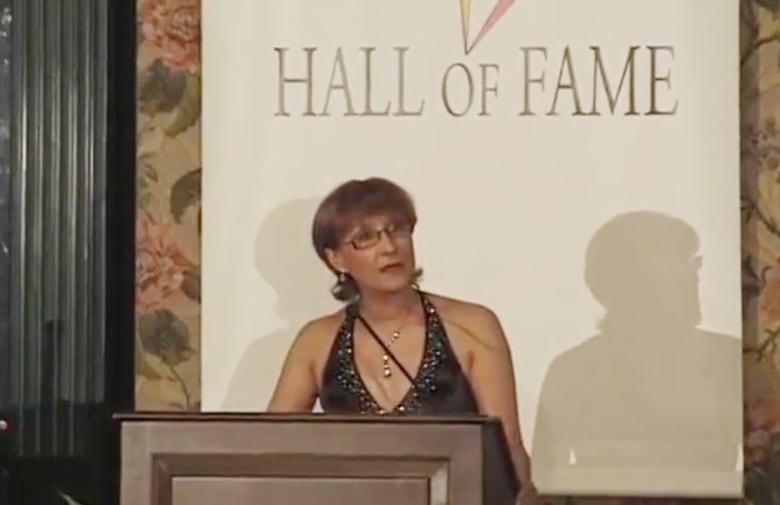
[338,271,347,284]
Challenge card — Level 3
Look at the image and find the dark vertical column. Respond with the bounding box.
[105,0,137,500]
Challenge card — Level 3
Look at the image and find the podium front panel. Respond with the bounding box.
[172,477,429,505]
[119,415,490,505]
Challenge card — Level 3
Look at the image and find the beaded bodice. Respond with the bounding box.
[320,292,480,416]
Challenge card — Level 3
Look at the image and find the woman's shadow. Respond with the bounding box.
[220,198,338,411]
[531,211,742,494]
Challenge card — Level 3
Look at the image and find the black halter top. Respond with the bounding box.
[320,291,480,416]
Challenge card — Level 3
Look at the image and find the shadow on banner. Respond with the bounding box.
[532,211,742,496]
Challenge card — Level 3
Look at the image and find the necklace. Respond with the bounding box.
[379,304,414,379]
[382,329,403,378]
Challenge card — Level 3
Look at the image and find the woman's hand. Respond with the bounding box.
[446,304,537,495]
[517,483,544,505]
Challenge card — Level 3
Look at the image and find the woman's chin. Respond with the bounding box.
[367,275,415,294]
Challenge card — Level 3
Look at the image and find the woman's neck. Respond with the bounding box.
[357,285,418,322]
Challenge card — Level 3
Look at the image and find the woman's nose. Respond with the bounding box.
[378,230,398,252]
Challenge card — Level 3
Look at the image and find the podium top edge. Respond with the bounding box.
[113,411,501,426]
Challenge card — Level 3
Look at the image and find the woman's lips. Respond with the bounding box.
[380,262,404,272]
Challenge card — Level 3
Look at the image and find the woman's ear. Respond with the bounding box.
[325,248,346,274]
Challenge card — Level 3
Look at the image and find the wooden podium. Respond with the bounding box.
[116,413,519,505]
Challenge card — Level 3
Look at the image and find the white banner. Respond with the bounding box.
[202,0,742,496]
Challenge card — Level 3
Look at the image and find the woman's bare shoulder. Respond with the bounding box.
[292,308,347,354]
[424,292,506,348]
[425,292,500,325]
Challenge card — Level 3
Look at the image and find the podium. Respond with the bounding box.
[116,413,519,505]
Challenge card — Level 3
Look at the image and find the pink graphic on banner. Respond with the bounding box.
[460,0,517,54]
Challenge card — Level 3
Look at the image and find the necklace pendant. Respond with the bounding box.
[382,354,392,378]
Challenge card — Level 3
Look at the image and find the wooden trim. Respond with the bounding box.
[114,411,500,425]
[150,453,448,505]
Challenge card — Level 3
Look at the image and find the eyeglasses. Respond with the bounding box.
[343,223,413,250]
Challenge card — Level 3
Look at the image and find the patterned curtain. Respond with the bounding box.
[0,3,10,505]
[0,0,10,415]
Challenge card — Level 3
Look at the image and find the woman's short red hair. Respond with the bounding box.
[312,177,419,301]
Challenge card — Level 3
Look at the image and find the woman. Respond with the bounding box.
[267,177,540,504]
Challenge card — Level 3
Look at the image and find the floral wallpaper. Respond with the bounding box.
[133,0,780,501]
[135,0,201,411]
[741,1,780,503]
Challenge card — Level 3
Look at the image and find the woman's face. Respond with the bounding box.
[327,213,417,295]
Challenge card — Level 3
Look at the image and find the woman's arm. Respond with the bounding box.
[266,324,320,412]
[455,305,539,499]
